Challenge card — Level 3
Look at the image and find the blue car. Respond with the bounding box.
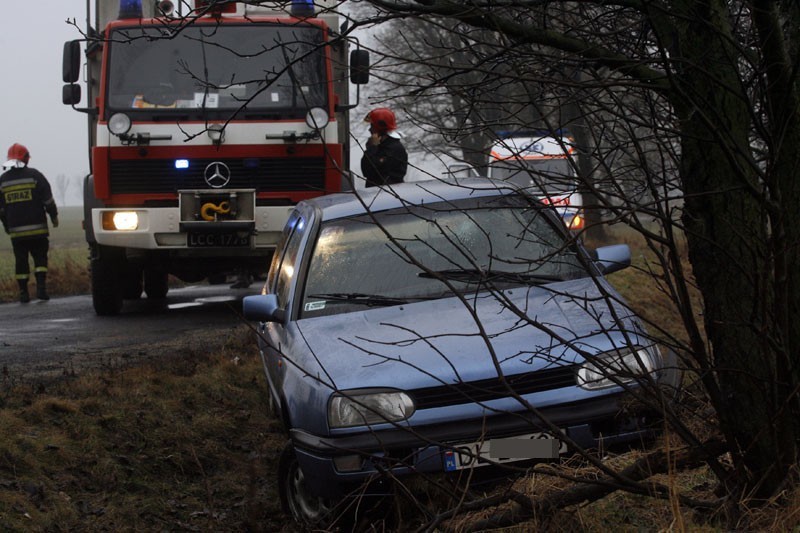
[243,179,680,528]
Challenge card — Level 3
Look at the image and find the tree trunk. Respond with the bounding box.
[674,0,797,498]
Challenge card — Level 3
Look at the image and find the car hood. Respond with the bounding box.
[294,278,645,392]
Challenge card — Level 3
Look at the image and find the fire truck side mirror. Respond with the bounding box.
[62,41,81,84]
[62,84,82,106]
[350,50,370,85]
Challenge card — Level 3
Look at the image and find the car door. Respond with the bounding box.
[261,209,311,417]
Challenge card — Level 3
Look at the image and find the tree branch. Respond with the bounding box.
[365,0,670,91]
[420,437,728,532]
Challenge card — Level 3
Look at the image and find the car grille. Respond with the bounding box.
[409,365,577,409]
[109,157,327,194]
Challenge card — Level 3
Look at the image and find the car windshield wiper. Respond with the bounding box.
[307,292,417,307]
[418,268,564,285]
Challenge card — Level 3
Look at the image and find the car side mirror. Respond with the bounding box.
[591,244,631,274]
[243,294,286,324]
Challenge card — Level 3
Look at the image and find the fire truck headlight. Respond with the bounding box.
[305,107,329,131]
[102,211,139,231]
[108,113,132,136]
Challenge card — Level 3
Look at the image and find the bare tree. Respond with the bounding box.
[353,0,800,507]
[85,1,800,528]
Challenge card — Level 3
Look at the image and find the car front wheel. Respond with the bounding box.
[278,442,341,529]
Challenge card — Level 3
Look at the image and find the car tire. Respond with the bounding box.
[91,246,124,316]
[278,442,340,529]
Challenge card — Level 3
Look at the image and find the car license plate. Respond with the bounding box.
[443,432,567,471]
[188,232,250,247]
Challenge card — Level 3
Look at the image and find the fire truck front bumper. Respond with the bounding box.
[90,205,294,250]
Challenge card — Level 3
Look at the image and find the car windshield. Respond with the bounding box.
[300,195,588,318]
[106,23,327,119]
[490,159,577,194]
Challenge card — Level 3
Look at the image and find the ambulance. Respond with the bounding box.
[487,134,584,231]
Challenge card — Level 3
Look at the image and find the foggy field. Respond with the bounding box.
[0,205,85,253]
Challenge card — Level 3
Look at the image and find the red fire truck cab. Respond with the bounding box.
[62,0,369,315]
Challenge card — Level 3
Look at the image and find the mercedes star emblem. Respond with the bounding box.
[204,161,231,188]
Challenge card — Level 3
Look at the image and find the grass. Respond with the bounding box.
[0,328,290,531]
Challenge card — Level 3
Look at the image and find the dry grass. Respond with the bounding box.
[0,327,290,532]
[0,247,90,303]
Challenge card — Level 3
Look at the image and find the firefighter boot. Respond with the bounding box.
[17,280,30,303]
[35,273,49,301]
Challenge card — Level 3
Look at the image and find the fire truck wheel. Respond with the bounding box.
[122,268,143,300]
[91,249,124,316]
[144,269,169,299]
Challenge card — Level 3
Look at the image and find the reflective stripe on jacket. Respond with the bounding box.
[0,167,57,241]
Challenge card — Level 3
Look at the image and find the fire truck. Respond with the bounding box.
[62,0,369,315]
[487,133,584,231]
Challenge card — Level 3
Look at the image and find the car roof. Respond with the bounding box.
[304,178,524,221]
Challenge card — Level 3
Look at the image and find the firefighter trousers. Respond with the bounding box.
[12,237,49,280]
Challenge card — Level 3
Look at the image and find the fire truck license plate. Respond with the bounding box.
[188,232,250,247]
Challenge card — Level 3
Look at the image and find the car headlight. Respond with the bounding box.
[328,389,415,428]
[577,346,657,391]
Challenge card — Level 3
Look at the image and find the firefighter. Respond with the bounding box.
[361,107,408,187]
[0,143,59,302]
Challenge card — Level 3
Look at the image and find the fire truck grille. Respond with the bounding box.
[109,157,328,194]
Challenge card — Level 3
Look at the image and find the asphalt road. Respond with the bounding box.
[0,284,261,383]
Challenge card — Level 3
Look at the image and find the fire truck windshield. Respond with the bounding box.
[106,23,327,119]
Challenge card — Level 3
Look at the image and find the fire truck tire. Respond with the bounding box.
[208,274,227,285]
[91,250,124,316]
[144,269,169,299]
[123,268,143,300]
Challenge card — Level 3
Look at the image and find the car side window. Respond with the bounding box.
[274,215,307,310]
[266,212,300,293]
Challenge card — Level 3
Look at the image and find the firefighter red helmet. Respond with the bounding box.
[364,108,397,134]
[7,143,30,164]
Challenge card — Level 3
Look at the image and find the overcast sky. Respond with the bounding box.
[0,1,88,198]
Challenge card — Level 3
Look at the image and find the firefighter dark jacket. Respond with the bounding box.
[0,166,58,240]
[361,135,408,187]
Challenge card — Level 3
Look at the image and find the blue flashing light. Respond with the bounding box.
[175,159,189,170]
[291,0,315,18]
[118,0,143,19]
